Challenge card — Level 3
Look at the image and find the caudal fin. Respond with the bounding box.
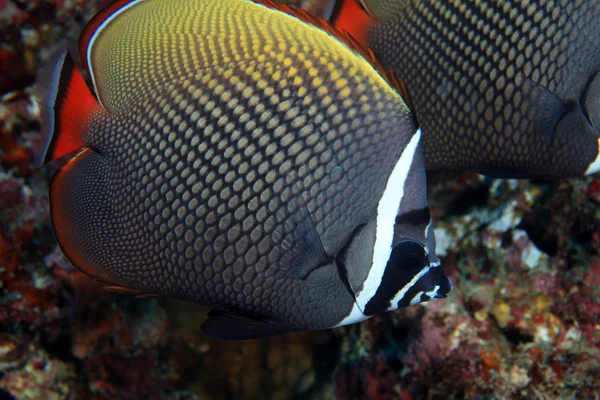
[35,45,101,167]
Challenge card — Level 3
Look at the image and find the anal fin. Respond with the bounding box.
[103,285,159,299]
[201,309,291,340]
[523,79,568,146]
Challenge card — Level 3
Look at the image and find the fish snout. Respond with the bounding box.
[434,270,454,299]
[402,261,453,307]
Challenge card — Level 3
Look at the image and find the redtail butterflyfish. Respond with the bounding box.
[36,0,451,340]
[328,0,600,178]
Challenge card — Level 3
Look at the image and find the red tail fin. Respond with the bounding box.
[330,0,373,47]
[35,46,101,167]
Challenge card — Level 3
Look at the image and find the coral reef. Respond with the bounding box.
[0,0,599,399]
[332,174,600,399]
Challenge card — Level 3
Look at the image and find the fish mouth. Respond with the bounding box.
[393,262,453,307]
[428,269,453,300]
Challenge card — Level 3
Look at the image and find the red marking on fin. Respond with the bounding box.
[78,0,140,79]
[389,69,418,126]
[253,0,371,47]
[103,285,139,294]
[251,0,414,119]
[364,47,417,123]
[329,0,372,46]
[103,285,158,298]
[36,48,100,166]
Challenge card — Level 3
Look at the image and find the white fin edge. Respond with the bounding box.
[424,219,432,255]
[321,0,337,20]
[86,0,150,109]
[585,139,600,174]
[333,302,370,327]
[34,46,68,167]
[358,0,374,15]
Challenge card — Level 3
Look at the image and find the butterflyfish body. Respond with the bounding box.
[36,0,452,340]
[328,0,600,178]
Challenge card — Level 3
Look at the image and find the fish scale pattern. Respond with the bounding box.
[65,0,418,330]
[361,0,403,20]
[369,0,600,177]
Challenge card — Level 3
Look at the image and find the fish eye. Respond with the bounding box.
[363,240,430,316]
[388,240,428,272]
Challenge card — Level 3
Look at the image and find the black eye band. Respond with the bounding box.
[395,207,431,226]
[363,240,428,316]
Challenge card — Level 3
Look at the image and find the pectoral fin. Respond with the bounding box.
[266,184,333,279]
[523,80,568,146]
[581,71,600,131]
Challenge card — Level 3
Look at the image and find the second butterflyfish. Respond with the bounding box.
[328,0,600,178]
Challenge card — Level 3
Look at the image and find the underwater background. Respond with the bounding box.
[0,0,598,398]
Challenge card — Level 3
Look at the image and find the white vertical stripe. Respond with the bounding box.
[333,302,370,327]
[354,129,422,312]
[86,0,150,109]
[424,219,432,254]
[585,139,600,175]
[388,262,437,309]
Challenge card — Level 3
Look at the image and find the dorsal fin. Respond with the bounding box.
[389,68,419,128]
[78,0,142,107]
[252,0,370,56]
[251,0,416,119]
